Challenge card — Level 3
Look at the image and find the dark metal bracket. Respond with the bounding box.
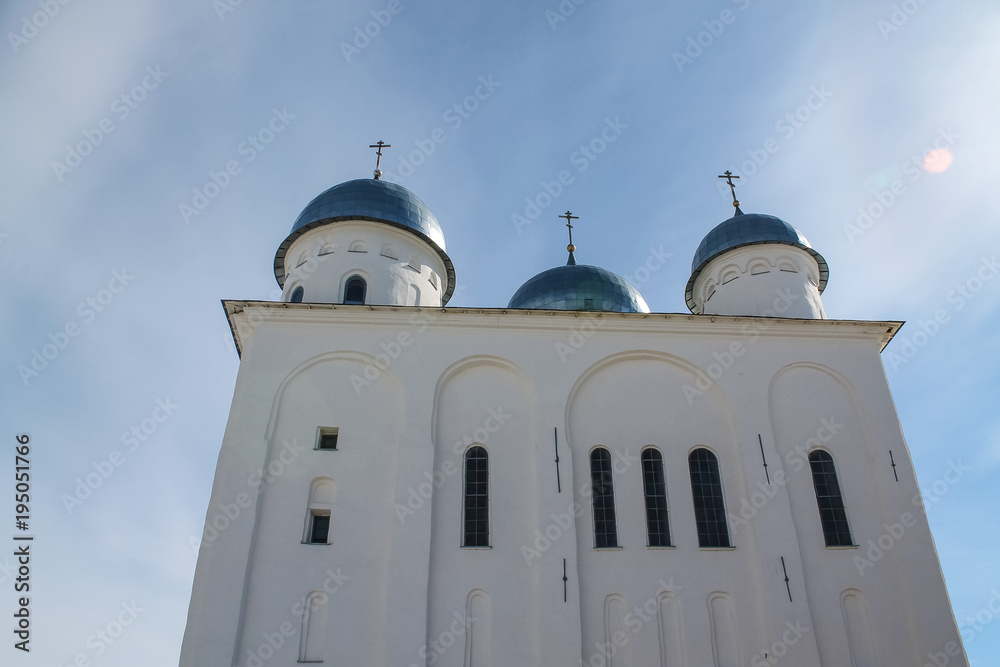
[554,427,562,493]
[758,434,770,484]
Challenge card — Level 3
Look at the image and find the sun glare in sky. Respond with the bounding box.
[923,148,953,173]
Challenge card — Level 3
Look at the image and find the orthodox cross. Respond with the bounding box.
[718,170,741,209]
[560,210,579,252]
[369,140,391,179]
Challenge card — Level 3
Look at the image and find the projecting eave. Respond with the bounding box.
[221,300,904,359]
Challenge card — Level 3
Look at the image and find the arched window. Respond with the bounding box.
[290,286,304,303]
[303,478,336,545]
[463,446,489,547]
[343,276,366,305]
[590,447,618,548]
[688,448,730,547]
[809,450,854,546]
[641,448,671,547]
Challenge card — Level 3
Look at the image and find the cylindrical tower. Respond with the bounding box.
[273,178,456,306]
[685,209,829,318]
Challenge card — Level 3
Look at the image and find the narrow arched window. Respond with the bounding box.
[343,276,366,305]
[290,286,304,303]
[689,448,730,547]
[642,448,671,547]
[463,446,489,547]
[590,447,618,548]
[809,450,854,546]
[303,478,335,545]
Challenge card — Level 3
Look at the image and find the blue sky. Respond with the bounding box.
[1,0,998,664]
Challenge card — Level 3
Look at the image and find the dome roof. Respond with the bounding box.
[685,210,829,311]
[274,179,455,301]
[508,259,650,313]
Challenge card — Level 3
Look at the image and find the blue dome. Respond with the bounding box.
[685,211,828,311]
[508,261,650,313]
[274,179,455,302]
[291,179,446,250]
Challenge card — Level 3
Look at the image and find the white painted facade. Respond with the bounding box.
[278,223,448,307]
[690,244,827,319]
[180,186,967,667]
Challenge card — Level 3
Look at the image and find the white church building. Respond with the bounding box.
[180,160,967,667]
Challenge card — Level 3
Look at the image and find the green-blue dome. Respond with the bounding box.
[685,210,828,311]
[274,179,455,302]
[508,256,650,313]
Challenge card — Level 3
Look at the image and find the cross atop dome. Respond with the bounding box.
[718,170,743,214]
[560,210,579,265]
[369,140,391,180]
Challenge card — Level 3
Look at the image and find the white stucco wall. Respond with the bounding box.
[692,245,827,319]
[179,305,966,667]
[279,221,448,306]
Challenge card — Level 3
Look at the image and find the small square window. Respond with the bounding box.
[309,513,330,544]
[583,298,594,310]
[317,427,339,450]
